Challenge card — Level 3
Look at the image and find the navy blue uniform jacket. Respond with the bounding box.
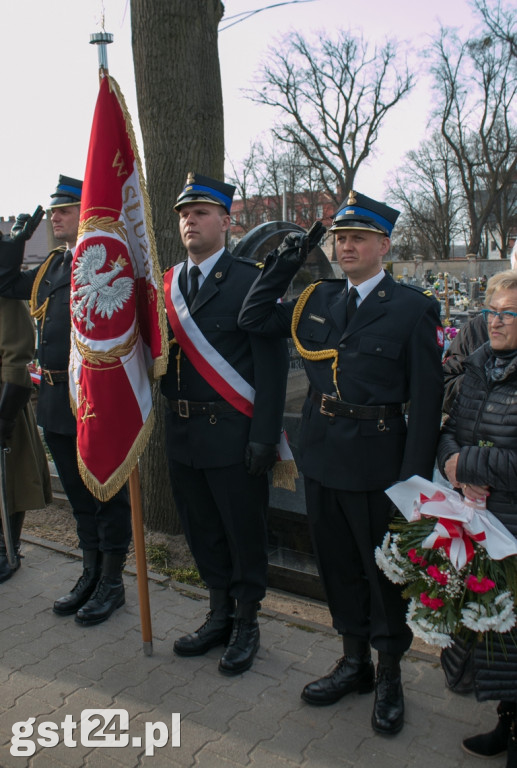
[239,257,444,491]
[161,250,288,468]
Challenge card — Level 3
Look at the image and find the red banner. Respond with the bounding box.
[69,75,168,501]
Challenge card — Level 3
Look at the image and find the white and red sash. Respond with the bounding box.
[164,264,255,416]
[163,264,298,489]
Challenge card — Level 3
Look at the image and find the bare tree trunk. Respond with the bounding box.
[131,0,225,533]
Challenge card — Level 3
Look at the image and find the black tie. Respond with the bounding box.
[346,286,359,325]
[63,250,73,267]
[187,265,201,308]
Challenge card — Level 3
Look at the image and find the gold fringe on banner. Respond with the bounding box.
[272,459,299,492]
[77,410,156,502]
[107,74,169,380]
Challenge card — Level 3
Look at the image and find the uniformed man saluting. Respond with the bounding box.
[239,191,444,735]
[0,176,132,625]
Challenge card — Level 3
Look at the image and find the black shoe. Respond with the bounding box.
[0,550,21,583]
[53,550,101,616]
[301,655,375,706]
[462,701,515,758]
[74,576,125,626]
[174,611,234,656]
[371,665,404,736]
[218,618,260,675]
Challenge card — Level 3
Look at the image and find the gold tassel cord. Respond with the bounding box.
[290,282,342,400]
[30,249,65,326]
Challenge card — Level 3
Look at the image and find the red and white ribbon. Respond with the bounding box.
[386,475,517,570]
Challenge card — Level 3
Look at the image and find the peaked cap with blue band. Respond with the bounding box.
[48,174,83,208]
[174,172,236,214]
[330,190,399,237]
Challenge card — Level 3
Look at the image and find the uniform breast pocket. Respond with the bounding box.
[356,335,403,386]
[297,316,331,346]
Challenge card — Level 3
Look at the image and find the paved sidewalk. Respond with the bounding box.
[0,538,497,768]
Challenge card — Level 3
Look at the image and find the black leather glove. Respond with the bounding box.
[0,382,32,448]
[275,232,309,266]
[10,206,44,242]
[0,417,16,448]
[244,442,277,476]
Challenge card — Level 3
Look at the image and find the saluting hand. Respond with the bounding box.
[10,206,44,242]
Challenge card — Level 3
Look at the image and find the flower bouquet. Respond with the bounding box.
[375,475,517,648]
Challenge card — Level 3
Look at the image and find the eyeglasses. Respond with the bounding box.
[481,309,517,325]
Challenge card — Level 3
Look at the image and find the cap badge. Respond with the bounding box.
[186,171,195,185]
[347,190,357,205]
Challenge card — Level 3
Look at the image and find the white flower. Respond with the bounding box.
[461,591,516,634]
[375,533,408,584]
[406,599,453,648]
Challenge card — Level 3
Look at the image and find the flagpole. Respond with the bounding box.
[89,27,153,656]
[129,466,153,656]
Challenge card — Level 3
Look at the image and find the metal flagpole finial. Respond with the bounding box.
[89,30,114,75]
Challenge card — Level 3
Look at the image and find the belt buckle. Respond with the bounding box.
[320,393,337,417]
[43,370,54,386]
[178,399,190,418]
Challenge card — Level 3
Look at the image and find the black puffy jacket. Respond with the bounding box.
[438,341,517,702]
[442,313,488,414]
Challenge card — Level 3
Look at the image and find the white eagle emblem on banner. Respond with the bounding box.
[71,243,133,330]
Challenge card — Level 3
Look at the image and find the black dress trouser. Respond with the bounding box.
[304,476,412,656]
[44,430,132,554]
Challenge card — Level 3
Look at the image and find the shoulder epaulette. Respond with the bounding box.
[232,255,265,269]
[400,283,438,300]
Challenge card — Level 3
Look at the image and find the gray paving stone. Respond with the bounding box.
[198,712,274,766]
[0,542,507,768]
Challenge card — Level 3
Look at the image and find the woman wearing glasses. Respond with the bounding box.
[438,269,517,766]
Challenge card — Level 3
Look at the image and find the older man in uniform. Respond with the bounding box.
[0,176,132,624]
[161,173,288,675]
[239,191,444,734]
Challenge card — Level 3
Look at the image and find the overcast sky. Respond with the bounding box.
[0,0,481,218]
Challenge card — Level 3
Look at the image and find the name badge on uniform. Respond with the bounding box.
[308,313,326,324]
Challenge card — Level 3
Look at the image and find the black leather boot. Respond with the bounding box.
[302,637,375,705]
[74,552,125,626]
[174,590,235,656]
[218,601,260,675]
[53,550,102,615]
[462,701,515,758]
[371,653,404,735]
[0,511,25,583]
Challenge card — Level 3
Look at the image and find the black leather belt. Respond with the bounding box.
[167,399,236,419]
[311,390,403,426]
[42,369,68,385]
